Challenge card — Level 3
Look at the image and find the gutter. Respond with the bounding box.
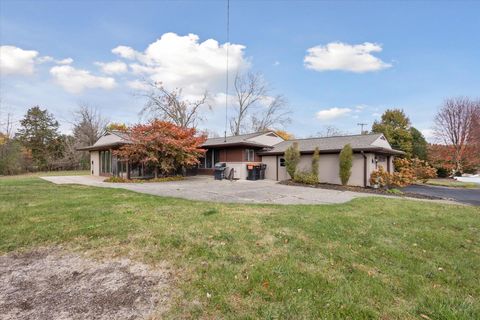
[258,147,405,156]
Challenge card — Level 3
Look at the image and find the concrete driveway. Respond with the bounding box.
[402,184,480,206]
[41,175,377,205]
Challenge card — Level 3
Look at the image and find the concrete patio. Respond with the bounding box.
[41,175,376,205]
[40,175,461,206]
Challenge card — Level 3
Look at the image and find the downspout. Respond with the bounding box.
[361,151,367,187]
[276,155,279,181]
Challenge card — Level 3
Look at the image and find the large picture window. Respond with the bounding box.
[200,149,220,168]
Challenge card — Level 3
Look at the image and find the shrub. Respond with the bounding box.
[339,144,353,185]
[436,166,450,178]
[311,147,320,178]
[370,157,435,188]
[394,157,437,183]
[284,142,300,179]
[293,171,318,185]
[104,175,184,183]
[370,166,391,188]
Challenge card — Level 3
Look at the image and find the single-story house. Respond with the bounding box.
[76,130,143,178]
[259,133,404,187]
[78,130,403,187]
[198,131,284,179]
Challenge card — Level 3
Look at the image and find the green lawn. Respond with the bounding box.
[1,176,479,319]
[0,170,89,179]
[424,178,479,189]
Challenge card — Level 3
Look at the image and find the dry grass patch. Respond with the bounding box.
[0,247,172,320]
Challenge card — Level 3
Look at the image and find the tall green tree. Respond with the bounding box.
[372,109,413,157]
[410,127,428,160]
[284,142,300,179]
[311,147,320,178]
[16,106,61,169]
[339,144,353,185]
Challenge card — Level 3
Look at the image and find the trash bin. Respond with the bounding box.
[214,162,226,180]
[260,164,267,180]
[247,164,265,180]
[246,164,256,180]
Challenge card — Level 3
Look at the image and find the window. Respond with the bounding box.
[279,158,286,167]
[245,149,255,162]
[100,150,112,174]
[205,149,213,168]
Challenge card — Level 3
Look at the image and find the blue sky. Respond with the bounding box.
[1,0,479,140]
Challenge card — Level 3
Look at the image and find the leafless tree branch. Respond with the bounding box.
[434,97,478,172]
[140,81,210,128]
[230,72,290,135]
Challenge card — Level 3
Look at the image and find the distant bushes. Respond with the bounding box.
[104,176,184,183]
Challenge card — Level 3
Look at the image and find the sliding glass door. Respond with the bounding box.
[100,150,112,175]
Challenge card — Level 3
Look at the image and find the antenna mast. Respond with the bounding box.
[357,123,368,134]
[224,0,230,142]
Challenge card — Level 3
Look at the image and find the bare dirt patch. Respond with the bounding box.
[0,247,172,320]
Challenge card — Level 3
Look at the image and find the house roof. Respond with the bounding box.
[201,132,276,148]
[259,133,405,155]
[76,130,131,151]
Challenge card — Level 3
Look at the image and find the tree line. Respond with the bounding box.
[0,105,109,175]
[370,97,479,176]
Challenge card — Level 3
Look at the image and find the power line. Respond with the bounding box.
[224,0,230,142]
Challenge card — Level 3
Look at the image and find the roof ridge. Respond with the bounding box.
[107,130,130,140]
[288,133,382,142]
[205,131,272,140]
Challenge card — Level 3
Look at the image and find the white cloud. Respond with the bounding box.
[112,45,138,60]
[273,61,280,66]
[126,79,149,91]
[316,107,352,121]
[112,32,248,97]
[57,58,73,65]
[304,42,391,73]
[95,60,128,74]
[36,56,73,65]
[37,56,54,63]
[0,45,39,75]
[50,65,116,93]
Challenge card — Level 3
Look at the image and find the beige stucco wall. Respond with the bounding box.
[262,156,279,180]
[225,162,261,179]
[262,153,381,187]
[90,151,99,176]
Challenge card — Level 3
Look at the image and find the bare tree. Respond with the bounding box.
[470,104,480,146]
[434,97,478,173]
[140,82,209,128]
[314,125,346,138]
[229,72,268,135]
[73,105,108,147]
[250,94,291,132]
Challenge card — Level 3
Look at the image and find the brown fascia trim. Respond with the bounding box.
[258,147,405,156]
[201,142,270,148]
[75,142,129,151]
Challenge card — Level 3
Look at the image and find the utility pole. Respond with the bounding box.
[357,123,368,135]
